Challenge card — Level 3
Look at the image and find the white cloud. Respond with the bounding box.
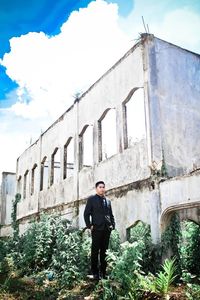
[1,0,131,122]
[150,8,200,52]
[0,0,132,178]
[0,111,32,181]
[0,133,27,173]
[0,107,50,181]
[2,0,200,123]
[119,1,200,54]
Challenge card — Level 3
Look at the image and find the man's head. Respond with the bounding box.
[95,181,105,196]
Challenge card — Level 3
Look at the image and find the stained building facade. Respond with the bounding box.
[1,34,200,242]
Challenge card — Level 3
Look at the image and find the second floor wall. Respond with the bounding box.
[16,41,151,220]
[15,35,200,221]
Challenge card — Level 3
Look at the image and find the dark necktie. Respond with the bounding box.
[102,197,107,209]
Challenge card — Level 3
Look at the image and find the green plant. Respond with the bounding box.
[109,229,121,253]
[0,238,9,273]
[11,193,21,239]
[0,256,18,291]
[1,212,199,299]
[155,258,177,296]
[186,283,200,300]
[179,221,200,277]
[1,213,91,289]
[136,272,157,294]
[136,258,177,299]
[181,270,197,284]
[161,213,181,258]
[128,221,156,273]
[97,279,119,300]
[105,241,144,299]
[161,216,200,284]
[10,213,56,274]
[51,219,91,288]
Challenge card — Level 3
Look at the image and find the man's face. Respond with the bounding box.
[96,184,105,196]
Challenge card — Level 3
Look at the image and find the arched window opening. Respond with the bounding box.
[63,138,74,179]
[98,108,117,162]
[51,148,61,185]
[40,156,48,191]
[123,88,146,149]
[23,170,29,199]
[31,164,37,195]
[79,125,93,169]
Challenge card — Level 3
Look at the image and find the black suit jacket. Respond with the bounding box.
[84,194,115,231]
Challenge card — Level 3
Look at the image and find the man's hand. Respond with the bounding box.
[90,225,94,231]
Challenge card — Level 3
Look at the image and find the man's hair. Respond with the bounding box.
[95,181,105,188]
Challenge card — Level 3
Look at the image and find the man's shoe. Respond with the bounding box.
[87,274,100,280]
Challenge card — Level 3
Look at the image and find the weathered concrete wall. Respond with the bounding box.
[78,179,160,242]
[0,225,13,237]
[0,172,16,225]
[17,141,40,219]
[178,207,200,224]
[160,171,200,231]
[1,35,200,242]
[15,40,151,235]
[146,36,200,177]
[16,102,78,220]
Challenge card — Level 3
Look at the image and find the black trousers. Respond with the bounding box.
[91,228,111,276]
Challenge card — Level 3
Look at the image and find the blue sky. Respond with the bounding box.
[0,0,134,105]
[0,0,200,176]
[0,0,93,105]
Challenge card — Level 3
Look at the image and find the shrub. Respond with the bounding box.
[179,221,200,276]
[186,283,200,300]
[109,229,121,254]
[2,213,91,288]
[10,213,56,274]
[128,221,158,273]
[51,220,91,288]
[103,241,144,299]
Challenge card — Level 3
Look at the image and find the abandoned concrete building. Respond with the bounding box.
[1,34,200,242]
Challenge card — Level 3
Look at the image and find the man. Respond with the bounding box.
[84,181,115,280]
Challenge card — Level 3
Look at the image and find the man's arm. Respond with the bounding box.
[109,201,115,230]
[84,196,93,229]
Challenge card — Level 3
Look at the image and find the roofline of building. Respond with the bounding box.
[2,172,16,176]
[39,34,145,136]
[17,33,145,159]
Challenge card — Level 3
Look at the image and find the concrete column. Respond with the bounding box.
[44,150,51,190]
[93,120,100,165]
[74,100,80,198]
[143,39,163,164]
[116,104,124,153]
[60,146,64,182]
[149,188,161,243]
[72,100,80,227]
[37,135,42,212]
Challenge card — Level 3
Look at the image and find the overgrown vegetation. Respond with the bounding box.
[0,197,200,299]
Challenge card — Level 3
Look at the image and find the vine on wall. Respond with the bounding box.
[11,193,21,239]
